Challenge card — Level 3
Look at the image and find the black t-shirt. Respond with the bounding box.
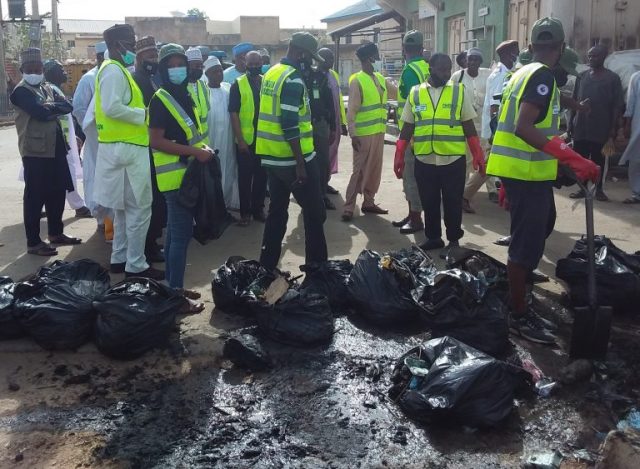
[148,92,197,155]
[132,69,160,106]
[304,68,336,130]
[519,68,556,124]
[228,76,261,131]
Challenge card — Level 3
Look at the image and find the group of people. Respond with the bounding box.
[11,16,632,343]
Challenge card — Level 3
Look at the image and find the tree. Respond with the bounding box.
[186,8,208,19]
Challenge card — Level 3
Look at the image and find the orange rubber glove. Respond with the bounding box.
[467,136,486,175]
[543,136,600,183]
[394,139,409,179]
[498,184,509,210]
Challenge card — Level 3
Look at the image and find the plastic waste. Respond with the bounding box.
[0,277,24,340]
[300,259,353,313]
[617,408,640,431]
[223,333,271,371]
[211,257,272,313]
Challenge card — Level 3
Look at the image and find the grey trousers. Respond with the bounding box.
[403,147,422,211]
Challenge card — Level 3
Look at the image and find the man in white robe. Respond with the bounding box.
[621,71,640,204]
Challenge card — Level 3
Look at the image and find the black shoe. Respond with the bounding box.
[595,190,609,202]
[110,262,126,274]
[399,220,424,234]
[419,238,445,251]
[439,240,460,259]
[509,312,556,344]
[146,250,165,264]
[569,190,586,199]
[125,267,165,281]
[494,236,511,246]
[326,185,339,195]
[323,197,336,210]
[392,216,410,228]
[75,207,93,218]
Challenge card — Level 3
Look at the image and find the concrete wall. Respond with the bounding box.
[238,16,281,44]
[126,17,209,46]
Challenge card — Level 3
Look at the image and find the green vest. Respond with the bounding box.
[189,80,210,136]
[255,63,314,162]
[487,62,560,181]
[330,69,347,125]
[349,71,388,137]
[398,60,430,130]
[237,74,257,146]
[152,88,208,192]
[95,60,149,146]
[409,82,466,156]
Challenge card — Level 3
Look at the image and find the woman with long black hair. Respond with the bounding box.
[148,44,214,313]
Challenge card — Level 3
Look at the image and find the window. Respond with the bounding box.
[345,34,352,45]
[67,40,76,48]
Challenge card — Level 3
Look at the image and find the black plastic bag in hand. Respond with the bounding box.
[93,278,185,360]
[212,257,272,313]
[348,250,422,326]
[253,290,334,347]
[0,277,23,340]
[389,336,526,427]
[300,260,353,313]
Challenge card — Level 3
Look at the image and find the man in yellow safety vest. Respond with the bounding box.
[186,47,210,137]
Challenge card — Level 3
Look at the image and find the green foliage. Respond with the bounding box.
[5,23,66,62]
[186,8,208,19]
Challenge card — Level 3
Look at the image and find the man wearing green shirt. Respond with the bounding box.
[393,31,430,234]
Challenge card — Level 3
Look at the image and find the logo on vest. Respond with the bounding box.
[415,105,427,112]
[441,103,452,109]
[536,84,550,96]
[262,81,276,97]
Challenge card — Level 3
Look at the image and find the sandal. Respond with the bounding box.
[27,242,58,257]
[623,198,640,205]
[49,234,82,245]
[180,298,206,315]
[177,288,201,300]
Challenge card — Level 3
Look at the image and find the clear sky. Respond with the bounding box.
[30,0,350,28]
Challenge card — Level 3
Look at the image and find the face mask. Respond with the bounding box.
[189,69,203,81]
[122,49,136,66]
[168,67,187,85]
[247,66,262,77]
[23,74,44,86]
[299,55,312,72]
[143,61,158,75]
[430,75,448,88]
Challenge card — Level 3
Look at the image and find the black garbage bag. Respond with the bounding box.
[223,333,271,371]
[253,290,334,347]
[556,236,640,313]
[13,279,96,350]
[389,336,526,427]
[36,259,111,299]
[212,257,273,313]
[446,248,509,288]
[93,278,185,360]
[348,250,423,325]
[0,277,23,340]
[300,260,353,313]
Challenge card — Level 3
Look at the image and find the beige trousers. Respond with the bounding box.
[344,133,385,212]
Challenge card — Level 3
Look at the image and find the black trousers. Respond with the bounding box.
[146,150,167,253]
[237,145,267,218]
[415,156,466,242]
[259,157,328,271]
[574,140,606,188]
[313,118,330,196]
[23,155,69,247]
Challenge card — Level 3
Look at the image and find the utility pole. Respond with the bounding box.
[30,0,41,48]
[51,0,59,51]
[0,1,7,114]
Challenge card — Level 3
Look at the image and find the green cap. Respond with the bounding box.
[403,30,423,47]
[559,46,579,76]
[518,48,532,65]
[531,17,565,44]
[159,43,186,62]
[290,32,324,63]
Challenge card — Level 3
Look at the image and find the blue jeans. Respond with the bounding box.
[163,190,194,289]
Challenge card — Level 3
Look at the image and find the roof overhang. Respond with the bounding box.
[329,10,405,41]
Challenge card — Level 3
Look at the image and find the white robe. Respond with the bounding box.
[208,83,240,210]
[620,71,640,199]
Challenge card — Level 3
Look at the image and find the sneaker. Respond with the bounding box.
[509,312,557,344]
[419,238,445,251]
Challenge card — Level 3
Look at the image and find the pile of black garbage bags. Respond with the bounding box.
[0,259,185,359]
[212,247,530,427]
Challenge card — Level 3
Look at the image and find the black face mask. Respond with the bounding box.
[247,66,262,77]
[298,55,312,72]
[430,75,448,88]
[189,69,203,81]
[143,61,158,75]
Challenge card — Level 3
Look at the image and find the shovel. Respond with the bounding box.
[569,178,613,360]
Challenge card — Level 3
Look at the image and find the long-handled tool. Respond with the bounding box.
[569,179,613,359]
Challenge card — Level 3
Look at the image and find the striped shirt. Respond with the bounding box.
[279,58,307,142]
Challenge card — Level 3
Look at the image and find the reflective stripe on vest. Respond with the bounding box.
[409,82,466,156]
[487,62,560,181]
[189,80,210,135]
[349,71,387,137]
[152,88,207,192]
[398,60,430,130]
[255,63,314,160]
[237,74,256,146]
[95,60,149,146]
[330,69,347,125]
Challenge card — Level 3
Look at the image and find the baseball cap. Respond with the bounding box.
[518,48,532,65]
[403,30,423,47]
[290,32,324,63]
[159,43,186,62]
[559,46,579,76]
[531,17,565,45]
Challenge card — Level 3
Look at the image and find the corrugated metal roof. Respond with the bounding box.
[43,19,123,35]
[321,0,383,23]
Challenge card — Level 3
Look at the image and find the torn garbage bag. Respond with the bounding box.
[300,260,353,313]
[348,250,423,325]
[93,278,185,360]
[211,257,273,313]
[253,290,334,347]
[389,336,525,427]
[0,277,24,340]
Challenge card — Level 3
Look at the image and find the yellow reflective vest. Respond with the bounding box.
[151,88,208,192]
[189,79,210,136]
[255,63,314,164]
[237,74,257,146]
[408,82,466,156]
[349,71,388,137]
[95,60,149,146]
[487,62,560,181]
[398,60,430,130]
[329,69,347,126]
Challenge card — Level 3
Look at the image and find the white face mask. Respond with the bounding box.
[23,74,44,86]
